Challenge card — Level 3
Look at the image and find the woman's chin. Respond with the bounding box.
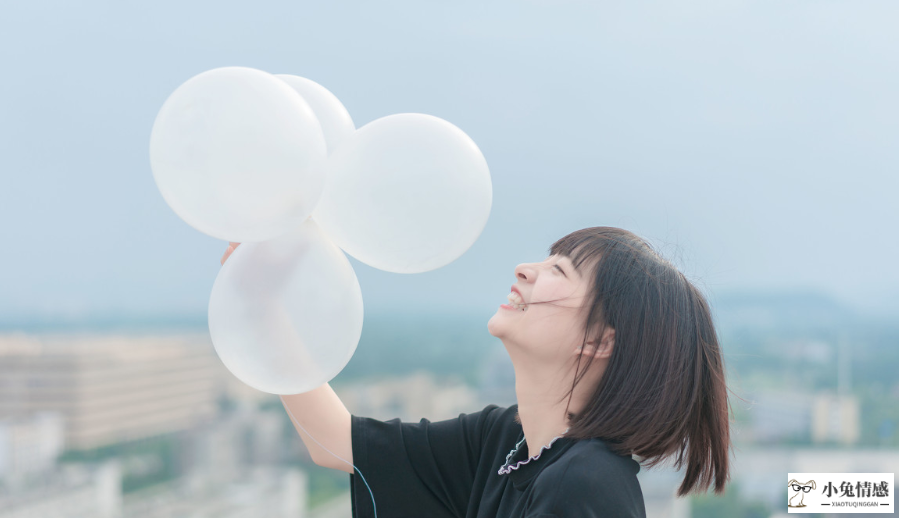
[487,312,505,337]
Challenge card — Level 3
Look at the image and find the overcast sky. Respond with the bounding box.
[2,0,898,323]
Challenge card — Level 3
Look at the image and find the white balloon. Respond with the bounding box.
[313,113,492,273]
[208,219,363,395]
[150,67,327,243]
[276,75,355,155]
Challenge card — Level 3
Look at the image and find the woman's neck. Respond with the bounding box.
[510,353,579,458]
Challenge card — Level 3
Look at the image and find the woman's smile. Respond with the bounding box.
[502,288,528,311]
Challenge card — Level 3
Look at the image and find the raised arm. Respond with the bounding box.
[221,243,354,474]
[280,384,354,473]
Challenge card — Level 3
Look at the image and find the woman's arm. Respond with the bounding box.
[280,384,354,474]
[220,242,353,474]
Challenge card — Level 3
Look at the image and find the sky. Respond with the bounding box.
[2,0,898,323]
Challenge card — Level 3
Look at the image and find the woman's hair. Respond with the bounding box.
[546,227,731,496]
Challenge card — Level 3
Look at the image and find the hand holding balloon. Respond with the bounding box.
[208,220,364,395]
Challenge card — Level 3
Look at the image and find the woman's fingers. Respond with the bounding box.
[220,246,233,266]
[221,242,241,266]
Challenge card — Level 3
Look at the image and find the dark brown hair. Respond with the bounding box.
[542,227,732,496]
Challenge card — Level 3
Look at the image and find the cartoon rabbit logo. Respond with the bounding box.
[788,479,816,508]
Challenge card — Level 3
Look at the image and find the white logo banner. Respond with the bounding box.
[787,473,893,514]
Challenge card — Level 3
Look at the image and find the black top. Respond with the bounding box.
[349,404,646,518]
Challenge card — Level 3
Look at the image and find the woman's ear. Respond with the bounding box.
[575,326,615,359]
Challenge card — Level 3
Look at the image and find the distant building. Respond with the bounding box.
[124,467,307,518]
[0,333,222,451]
[748,391,814,443]
[746,390,860,445]
[811,393,860,445]
[0,460,308,518]
[184,406,288,489]
[0,411,65,481]
[0,331,339,518]
[336,371,480,422]
[140,405,308,518]
[0,461,122,518]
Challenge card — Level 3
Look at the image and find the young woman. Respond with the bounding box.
[221,226,732,518]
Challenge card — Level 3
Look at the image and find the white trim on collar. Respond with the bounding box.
[497,428,570,476]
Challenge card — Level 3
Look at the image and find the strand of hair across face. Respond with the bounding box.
[281,403,377,518]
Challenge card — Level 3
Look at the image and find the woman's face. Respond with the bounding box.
[487,254,595,362]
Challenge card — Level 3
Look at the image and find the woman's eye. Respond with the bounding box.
[553,265,563,273]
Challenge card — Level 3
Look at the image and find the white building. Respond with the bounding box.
[0,461,122,518]
[811,393,860,445]
[0,333,222,451]
[0,411,65,481]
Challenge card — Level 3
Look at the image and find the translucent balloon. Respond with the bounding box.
[276,74,355,155]
[312,113,492,273]
[208,219,363,395]
[150,66,327,243]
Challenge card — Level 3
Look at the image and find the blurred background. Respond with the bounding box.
[1,1,897,517]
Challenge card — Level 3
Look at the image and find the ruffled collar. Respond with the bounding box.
[497,427,570,476]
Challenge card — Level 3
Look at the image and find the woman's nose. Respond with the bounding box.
[514,263,535,281]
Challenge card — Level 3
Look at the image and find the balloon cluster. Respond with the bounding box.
[150,67,492,395]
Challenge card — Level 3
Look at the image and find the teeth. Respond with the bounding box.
[506,292,527,311]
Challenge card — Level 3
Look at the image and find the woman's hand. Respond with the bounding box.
[220,242,241,265]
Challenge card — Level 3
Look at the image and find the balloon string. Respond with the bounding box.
[282,403,378,518]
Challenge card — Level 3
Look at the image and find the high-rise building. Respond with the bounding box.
[0,333,221,451]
